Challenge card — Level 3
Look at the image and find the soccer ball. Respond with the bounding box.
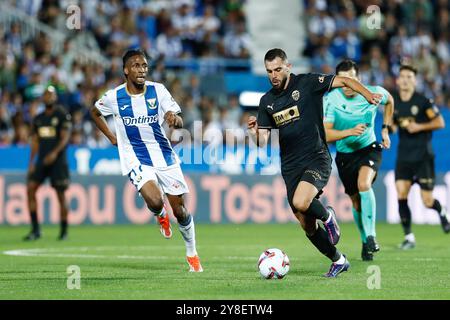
[257,248,290,279]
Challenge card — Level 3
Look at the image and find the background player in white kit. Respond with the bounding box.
[90,49,203,272]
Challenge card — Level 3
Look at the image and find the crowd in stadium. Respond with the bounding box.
[0,0,449,147]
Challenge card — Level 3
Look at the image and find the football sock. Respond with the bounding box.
[431,200,443,216]
[335,254,345,264]
[405,233,416,243]
[398,199,412,235]
[178,214,197,257]
[306,226,341,262]
[30,211,39,233]
[60,220,68,234]
[304,198,330,221]
[149,206,166,217]
[352,207,367,243]
[360,189,376,237]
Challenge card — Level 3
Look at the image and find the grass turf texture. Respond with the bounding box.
[0,223,449,300]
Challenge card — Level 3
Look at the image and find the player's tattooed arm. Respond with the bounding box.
[331,76,383,105]
[164,111,183,128]
[247,116,270,147]
[90,106,117,146]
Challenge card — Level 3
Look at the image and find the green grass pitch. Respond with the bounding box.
[0,223,449,300]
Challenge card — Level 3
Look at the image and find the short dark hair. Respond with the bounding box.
[264,48,288,62]
[335,59,359,75]
[399,64,417,75]
[122,49,147,68]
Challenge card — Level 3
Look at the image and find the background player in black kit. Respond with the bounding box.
[24,86,72,241]
[247,48,383,277]
[392,65,449,250]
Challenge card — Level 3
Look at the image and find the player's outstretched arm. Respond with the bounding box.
[324,122,366,143]
[164,111,183,129]
[247,115,270,147]
[90,106,117,146]
[331,76,383,105]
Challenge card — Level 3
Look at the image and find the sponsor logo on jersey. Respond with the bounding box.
[120,104,130,111]
[291,90,300,101]
[272,105,300,126]
[38,126,57,138]
[318,75,325,83]
[122,115,158,126]
[398,117,414,128]
[267,104,274,110]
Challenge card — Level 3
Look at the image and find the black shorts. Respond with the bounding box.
[282,151,332,213]
[335,142,383,196]
[28,160,70,191]
[395,157,435,190]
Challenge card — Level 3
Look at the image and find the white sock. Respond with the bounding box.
[405,233,416,243]
[178,215,197,257]
[150,206,166,217]
[324,212,332,224]
[335,254,346,264]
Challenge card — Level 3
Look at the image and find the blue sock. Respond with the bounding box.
[360,189,377,237]
[178,214,192,227]
[352,207,367,243]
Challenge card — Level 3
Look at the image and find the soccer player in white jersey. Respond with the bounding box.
[90,49,203,272]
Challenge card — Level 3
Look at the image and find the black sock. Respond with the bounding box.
[398,200,412,235]
[60,220,68,234]
[304,199,330,221]
[30,211,39,233]
[307,227,341,262]
[431,200,442,216]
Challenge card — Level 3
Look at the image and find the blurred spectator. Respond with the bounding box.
[156,25,183,59]
[0,0,448,149]
[222,20,251,58]
[12,123,30,146]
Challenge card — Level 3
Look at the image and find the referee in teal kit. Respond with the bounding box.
[323,59,394,261]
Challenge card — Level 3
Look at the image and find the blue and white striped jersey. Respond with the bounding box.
[95,81,181,175]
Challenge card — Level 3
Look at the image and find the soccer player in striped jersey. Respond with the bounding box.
[90,49,202,272]
[323,59,394,261]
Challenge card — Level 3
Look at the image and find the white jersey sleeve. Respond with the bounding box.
[95,90,115,116]
[156,83,181,115]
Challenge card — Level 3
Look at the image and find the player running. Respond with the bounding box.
[323,59,394,261]
[90,49,202,272]
[392,65,449,250]
[247,49,383,277]
[25,86,72,241]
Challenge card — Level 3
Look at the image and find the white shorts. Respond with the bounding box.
[127,164,189,195]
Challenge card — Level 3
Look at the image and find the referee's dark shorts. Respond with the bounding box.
[335,141,383,196]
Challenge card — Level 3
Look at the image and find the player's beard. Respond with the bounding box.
[272,76,288,91]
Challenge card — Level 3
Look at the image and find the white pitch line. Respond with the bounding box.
[2,248,256,261]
